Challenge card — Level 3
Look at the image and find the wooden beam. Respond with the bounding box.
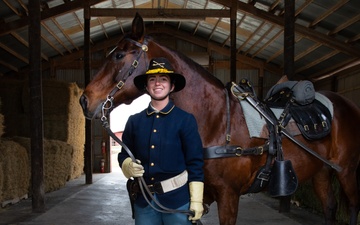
[329,14,360,36]
[0,0,107,36]
[312,58,360,82]
[89,8,230,19]
[0,59,19,72]
[211,0,360,58]
[213,60,258,70]
[47,25,281,75]
[147,26,281,74]
[296,50,340,74]
[11,32,49,61]
[0,42,28,63]
[309,0,348,28]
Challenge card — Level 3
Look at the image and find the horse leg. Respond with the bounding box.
[312,168,337,225]
[336,166,360,225]
[216,189,240,225]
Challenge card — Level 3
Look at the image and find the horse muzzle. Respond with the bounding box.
[79,94,103,120]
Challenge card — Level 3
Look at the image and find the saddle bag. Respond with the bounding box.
[265,80,315,107]
[289,100,332,140]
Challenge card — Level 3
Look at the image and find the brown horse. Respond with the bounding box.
[80,13,360,225]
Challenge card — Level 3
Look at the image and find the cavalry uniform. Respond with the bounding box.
[118,100,204,209]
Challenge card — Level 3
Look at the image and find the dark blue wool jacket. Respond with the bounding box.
[118,101,204,208]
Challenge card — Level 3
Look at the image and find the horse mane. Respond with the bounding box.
[118,33,226,91]
[162,43,226,90]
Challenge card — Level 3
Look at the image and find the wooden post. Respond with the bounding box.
[279,0,295,213]
[284,0,295,80]
[29,0,45,212]
[84,2,93,184]
[230,0,237,82]
[258,68,264,99]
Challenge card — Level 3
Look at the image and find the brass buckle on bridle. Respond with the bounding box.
[235,147,243,157]
[116,80,125,90]
[258,146,264,155]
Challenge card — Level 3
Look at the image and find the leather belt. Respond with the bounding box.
[148,170,188,194]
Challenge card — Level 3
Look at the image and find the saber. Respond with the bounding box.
[231,82,342,172]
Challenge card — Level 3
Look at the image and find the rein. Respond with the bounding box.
[99,38,202,224]
[101,117,197,219]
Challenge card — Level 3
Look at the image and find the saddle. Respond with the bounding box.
[204,79,333,197]
[239,79,331,196]
[263,81,332,140]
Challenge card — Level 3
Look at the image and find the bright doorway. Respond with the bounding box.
[109,94,150,172]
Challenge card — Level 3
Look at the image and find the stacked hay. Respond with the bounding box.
[0,78,85,205]
[65,82,85,179]
[0,139,30,204]
[20,80,85,180]
[33,81,85,180]
[11,137,73,193]
[0,79,85,180]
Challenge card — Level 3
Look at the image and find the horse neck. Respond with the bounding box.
[151,46,225,111]
[149,41,224,89]
[149,43,229,144]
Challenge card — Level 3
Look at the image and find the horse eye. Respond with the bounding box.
[115,53,124,60]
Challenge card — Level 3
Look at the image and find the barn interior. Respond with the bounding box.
[0,0,359,224]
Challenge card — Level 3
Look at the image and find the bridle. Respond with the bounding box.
[99,37,202,223]
[101,37,149,122]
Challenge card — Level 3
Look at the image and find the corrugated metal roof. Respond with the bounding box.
[0,0,359,82]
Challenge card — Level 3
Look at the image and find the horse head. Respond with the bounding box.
[80,13,153,119]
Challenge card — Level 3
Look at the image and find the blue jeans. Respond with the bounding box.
[134,195,192,225]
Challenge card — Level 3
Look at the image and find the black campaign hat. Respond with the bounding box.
[134,57,186,92]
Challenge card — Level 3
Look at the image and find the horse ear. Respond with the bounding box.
[131,12,145,41]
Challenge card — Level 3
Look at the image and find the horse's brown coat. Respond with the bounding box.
[80,13,360,225]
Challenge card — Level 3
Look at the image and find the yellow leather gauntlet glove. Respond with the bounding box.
[121,157,144,179]
[189,181,204,222]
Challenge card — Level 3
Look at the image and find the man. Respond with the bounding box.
[118,57,204,225]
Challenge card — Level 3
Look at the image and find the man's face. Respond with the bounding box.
[146,74,174,100]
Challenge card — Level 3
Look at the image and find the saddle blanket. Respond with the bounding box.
[241,93,333,139]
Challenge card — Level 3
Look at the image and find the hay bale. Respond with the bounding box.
[1,79,86,180]
[11,137,73,193]
[0,139,30,203]
[26,81,85,179]
[65,83,85,179]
